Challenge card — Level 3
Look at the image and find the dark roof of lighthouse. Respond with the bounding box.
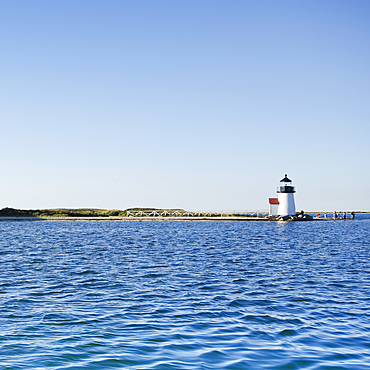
[280,174,292,182]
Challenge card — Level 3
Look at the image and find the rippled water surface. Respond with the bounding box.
[1,220,370,369]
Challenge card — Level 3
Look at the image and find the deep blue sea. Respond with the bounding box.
[1,220,370,369]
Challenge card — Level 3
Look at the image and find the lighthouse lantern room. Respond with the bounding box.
[277,174,296,216]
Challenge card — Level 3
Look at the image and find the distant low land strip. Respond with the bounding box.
[0,207,265,218]
[0,207,267,221]
[0,208,365,222]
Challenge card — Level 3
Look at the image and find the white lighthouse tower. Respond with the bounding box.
[277,174,296,216]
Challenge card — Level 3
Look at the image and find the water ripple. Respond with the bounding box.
[0,220,370,369]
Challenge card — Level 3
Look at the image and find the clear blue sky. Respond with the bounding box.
[1,0,369,211]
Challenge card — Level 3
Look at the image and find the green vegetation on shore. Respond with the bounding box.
[0,207,185,218]
[0,208,126,217]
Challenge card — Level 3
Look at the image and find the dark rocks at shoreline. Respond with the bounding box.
[268,214,313,221]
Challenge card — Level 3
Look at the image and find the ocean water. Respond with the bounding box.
[1,220,370,369]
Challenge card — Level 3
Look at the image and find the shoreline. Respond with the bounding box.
[0,216,268,222]
[0,216,357,222]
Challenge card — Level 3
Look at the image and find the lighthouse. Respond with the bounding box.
[277,174,296,216]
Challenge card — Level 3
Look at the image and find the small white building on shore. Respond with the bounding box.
[268,198,279,216]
